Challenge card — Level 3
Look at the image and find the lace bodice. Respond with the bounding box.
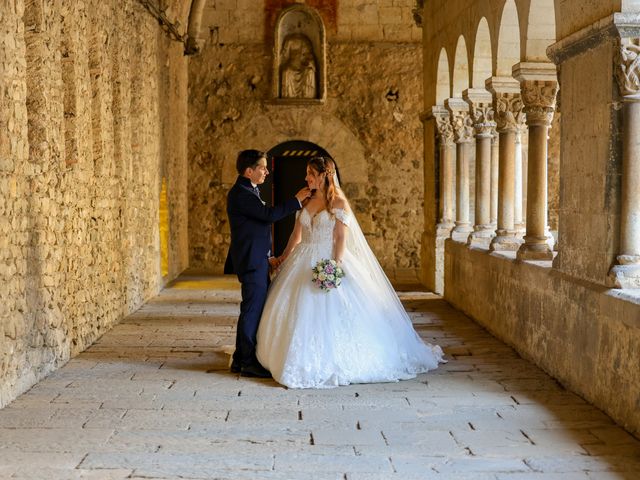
[298,208,351,255]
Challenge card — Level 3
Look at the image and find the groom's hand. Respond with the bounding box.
[295,187,311,203]
[268,256,280,275]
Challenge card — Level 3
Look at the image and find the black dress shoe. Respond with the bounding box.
[230,362,241,373]
[240,363,272,378]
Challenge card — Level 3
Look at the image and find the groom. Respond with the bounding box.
[224,149,310,377]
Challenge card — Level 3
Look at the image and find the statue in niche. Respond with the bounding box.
[279,33,317,99]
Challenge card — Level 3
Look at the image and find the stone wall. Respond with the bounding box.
[444,241,640,437]
[0,0,189,407]
[188,0,425,281]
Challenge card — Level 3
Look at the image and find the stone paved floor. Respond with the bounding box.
[1,275,639,480]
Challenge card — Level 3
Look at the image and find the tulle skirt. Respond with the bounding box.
[256,243,444,389]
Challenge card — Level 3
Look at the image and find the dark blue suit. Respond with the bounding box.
[224,176,301,368]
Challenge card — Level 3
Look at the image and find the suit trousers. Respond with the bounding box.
[233,267,269,367]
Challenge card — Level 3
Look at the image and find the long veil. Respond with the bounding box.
[334,175,419,327]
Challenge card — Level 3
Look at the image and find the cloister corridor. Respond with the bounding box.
[0,275,638,479]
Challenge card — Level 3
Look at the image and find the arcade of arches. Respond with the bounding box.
[1,0,640,453]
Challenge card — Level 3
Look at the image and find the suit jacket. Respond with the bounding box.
[224,176,301,278]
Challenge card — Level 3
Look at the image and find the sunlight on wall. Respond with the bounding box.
[160,177,170,278]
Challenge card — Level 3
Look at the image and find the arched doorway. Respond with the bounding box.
[262,140,334,257]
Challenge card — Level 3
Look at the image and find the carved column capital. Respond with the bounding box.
[520,80,558,126]
[470,103,496,137]
[616,37,640,99]
[450,110,475,144]
[431,106,455,147]
[512,62,558,127]
[463,89,496,138]
[445,98,474,144]
[494,92,525,133]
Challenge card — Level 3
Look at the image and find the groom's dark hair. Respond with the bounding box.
[236,149,267,175]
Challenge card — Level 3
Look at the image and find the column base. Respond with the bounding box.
[516,241,553,261]
[436,221,455,238]
[467,226,495,248]
[608,257,640,288]
[453,222,473,234]
[489,231,522,251]
[451,223,473,242]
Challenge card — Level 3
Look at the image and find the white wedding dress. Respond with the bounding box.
[256,207,444,389]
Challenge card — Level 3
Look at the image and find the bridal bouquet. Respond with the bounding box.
[312,259,345,292]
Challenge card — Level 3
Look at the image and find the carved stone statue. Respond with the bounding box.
[279,33,317,99]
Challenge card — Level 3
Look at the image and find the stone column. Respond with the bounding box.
[446,98,475,238]
[490,132,499,226]
[609,38,640,287]
[514,126,525,233]
[432,106,456,235]
[487,77,524,251]
[514,63,558,261]
[464,89,495,247]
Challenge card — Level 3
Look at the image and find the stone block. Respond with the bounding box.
[80,452,274,478]
[274,451,392,473]
[383,24,413,42]
[379,7,403,24]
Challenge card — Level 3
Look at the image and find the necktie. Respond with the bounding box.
[253,186,260,197]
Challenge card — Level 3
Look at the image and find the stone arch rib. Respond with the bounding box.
[436,48,451,105]
[473,17,492,88]
[452,35,469,97]
[524,0,556,62]
[496,0,520,76]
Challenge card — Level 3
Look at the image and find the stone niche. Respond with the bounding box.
[272,5,326,103]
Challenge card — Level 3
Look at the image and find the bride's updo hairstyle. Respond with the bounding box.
[308,156,338,211]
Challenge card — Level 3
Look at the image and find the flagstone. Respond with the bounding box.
[0,277,637,479]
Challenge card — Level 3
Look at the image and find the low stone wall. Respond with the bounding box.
[444,240,640,437]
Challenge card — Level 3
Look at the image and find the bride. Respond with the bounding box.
[256,156,444,388]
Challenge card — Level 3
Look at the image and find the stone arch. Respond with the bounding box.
[452,35,469,97]
[496,0,520,76]
[472,17,492,88]
[221,110,366,188]
[436,48,450,104]
[523,0,556,61]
